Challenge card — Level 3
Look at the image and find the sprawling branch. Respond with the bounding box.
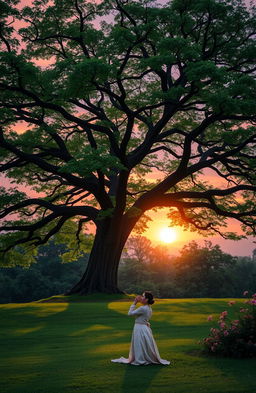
[0,198,99,221]
[0,0,255,261]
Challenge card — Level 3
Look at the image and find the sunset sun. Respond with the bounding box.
[159,227,177,243]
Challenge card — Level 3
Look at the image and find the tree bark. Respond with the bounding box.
[64,214,132,295]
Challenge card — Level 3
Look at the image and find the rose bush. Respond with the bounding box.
[200,292,256,358]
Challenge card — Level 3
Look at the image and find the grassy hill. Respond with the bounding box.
[1,295,256,393]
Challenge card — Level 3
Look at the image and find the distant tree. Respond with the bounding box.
[0,0,256,295]
[227,256,256,296]
[149,243,175,268]
[0,239,88,303]
[119,235,175,296]
[174,240,236,296]
[0,273,14,303]
[119,238,246,297]
[123,236,153,264]
[118,236,153,289]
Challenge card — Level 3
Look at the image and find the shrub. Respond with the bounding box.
[200,291,256,358]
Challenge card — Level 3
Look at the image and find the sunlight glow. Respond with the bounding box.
[159,227,177,243]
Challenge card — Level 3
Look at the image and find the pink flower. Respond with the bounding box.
[219,322,226,329]
[252,293,256,299]
[210,328,219,336]
[232,320,239,326]
[224,330,229,336]
[251,299,256,305]
[207,315,213,321]
[240,308,247,313]
[219,311,228,320]
[243,290,249,296]
[228,300,236,306]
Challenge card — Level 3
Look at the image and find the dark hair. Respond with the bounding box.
[144,291,154,305]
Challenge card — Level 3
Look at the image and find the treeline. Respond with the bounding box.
[118,237,256,298]
[0,237,255,303]
[0,241,88,303]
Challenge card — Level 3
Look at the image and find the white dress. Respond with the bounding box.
[111,304,170,366]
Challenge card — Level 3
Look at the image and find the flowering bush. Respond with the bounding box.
[200,292,256,358]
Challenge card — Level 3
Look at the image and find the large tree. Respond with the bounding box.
[0,0,255,294]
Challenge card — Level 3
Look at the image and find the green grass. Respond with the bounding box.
[1,295,256,393]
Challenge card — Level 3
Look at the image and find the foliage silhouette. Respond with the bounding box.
[0,0,255,294]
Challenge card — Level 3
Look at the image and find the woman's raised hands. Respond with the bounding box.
[134,295,142,304]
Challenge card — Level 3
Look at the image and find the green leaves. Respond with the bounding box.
[185,61,224,83]
[222,127,255,145]
[59,145,127,177]
[66,58,111,98]
[109,26,137,51]
[140,55,176,72]
[96,208,115,221]
[0,0,19,20]
[153,86,187,102]
[0,232,38,268]
[0,52,39,86]
[54,220,94,263]
[159,37,201,62]
[0,187,26,209]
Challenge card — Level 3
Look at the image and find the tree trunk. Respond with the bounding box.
[64,214,131,295]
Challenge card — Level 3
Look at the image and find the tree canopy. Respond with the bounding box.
[0,0,256,273]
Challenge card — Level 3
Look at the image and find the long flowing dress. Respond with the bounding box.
[111,304,170,366]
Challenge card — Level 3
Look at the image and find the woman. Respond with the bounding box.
[111,291,170,366]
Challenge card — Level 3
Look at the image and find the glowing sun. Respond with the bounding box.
[159,227,177,243]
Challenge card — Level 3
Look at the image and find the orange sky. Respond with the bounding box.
[142,209,255,257]
[1,0,255,258]
[133,172,255,257]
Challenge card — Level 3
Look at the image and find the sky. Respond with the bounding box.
[141,166,256,256]
[1,0,255,258]
[134,171,255,257]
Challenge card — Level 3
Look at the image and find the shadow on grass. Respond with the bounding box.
[108,297,256,392]
[120,363,164,393]
[0,296,256,393]
[0,296,170,393]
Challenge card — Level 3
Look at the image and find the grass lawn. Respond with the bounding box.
[0,294,256,393]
